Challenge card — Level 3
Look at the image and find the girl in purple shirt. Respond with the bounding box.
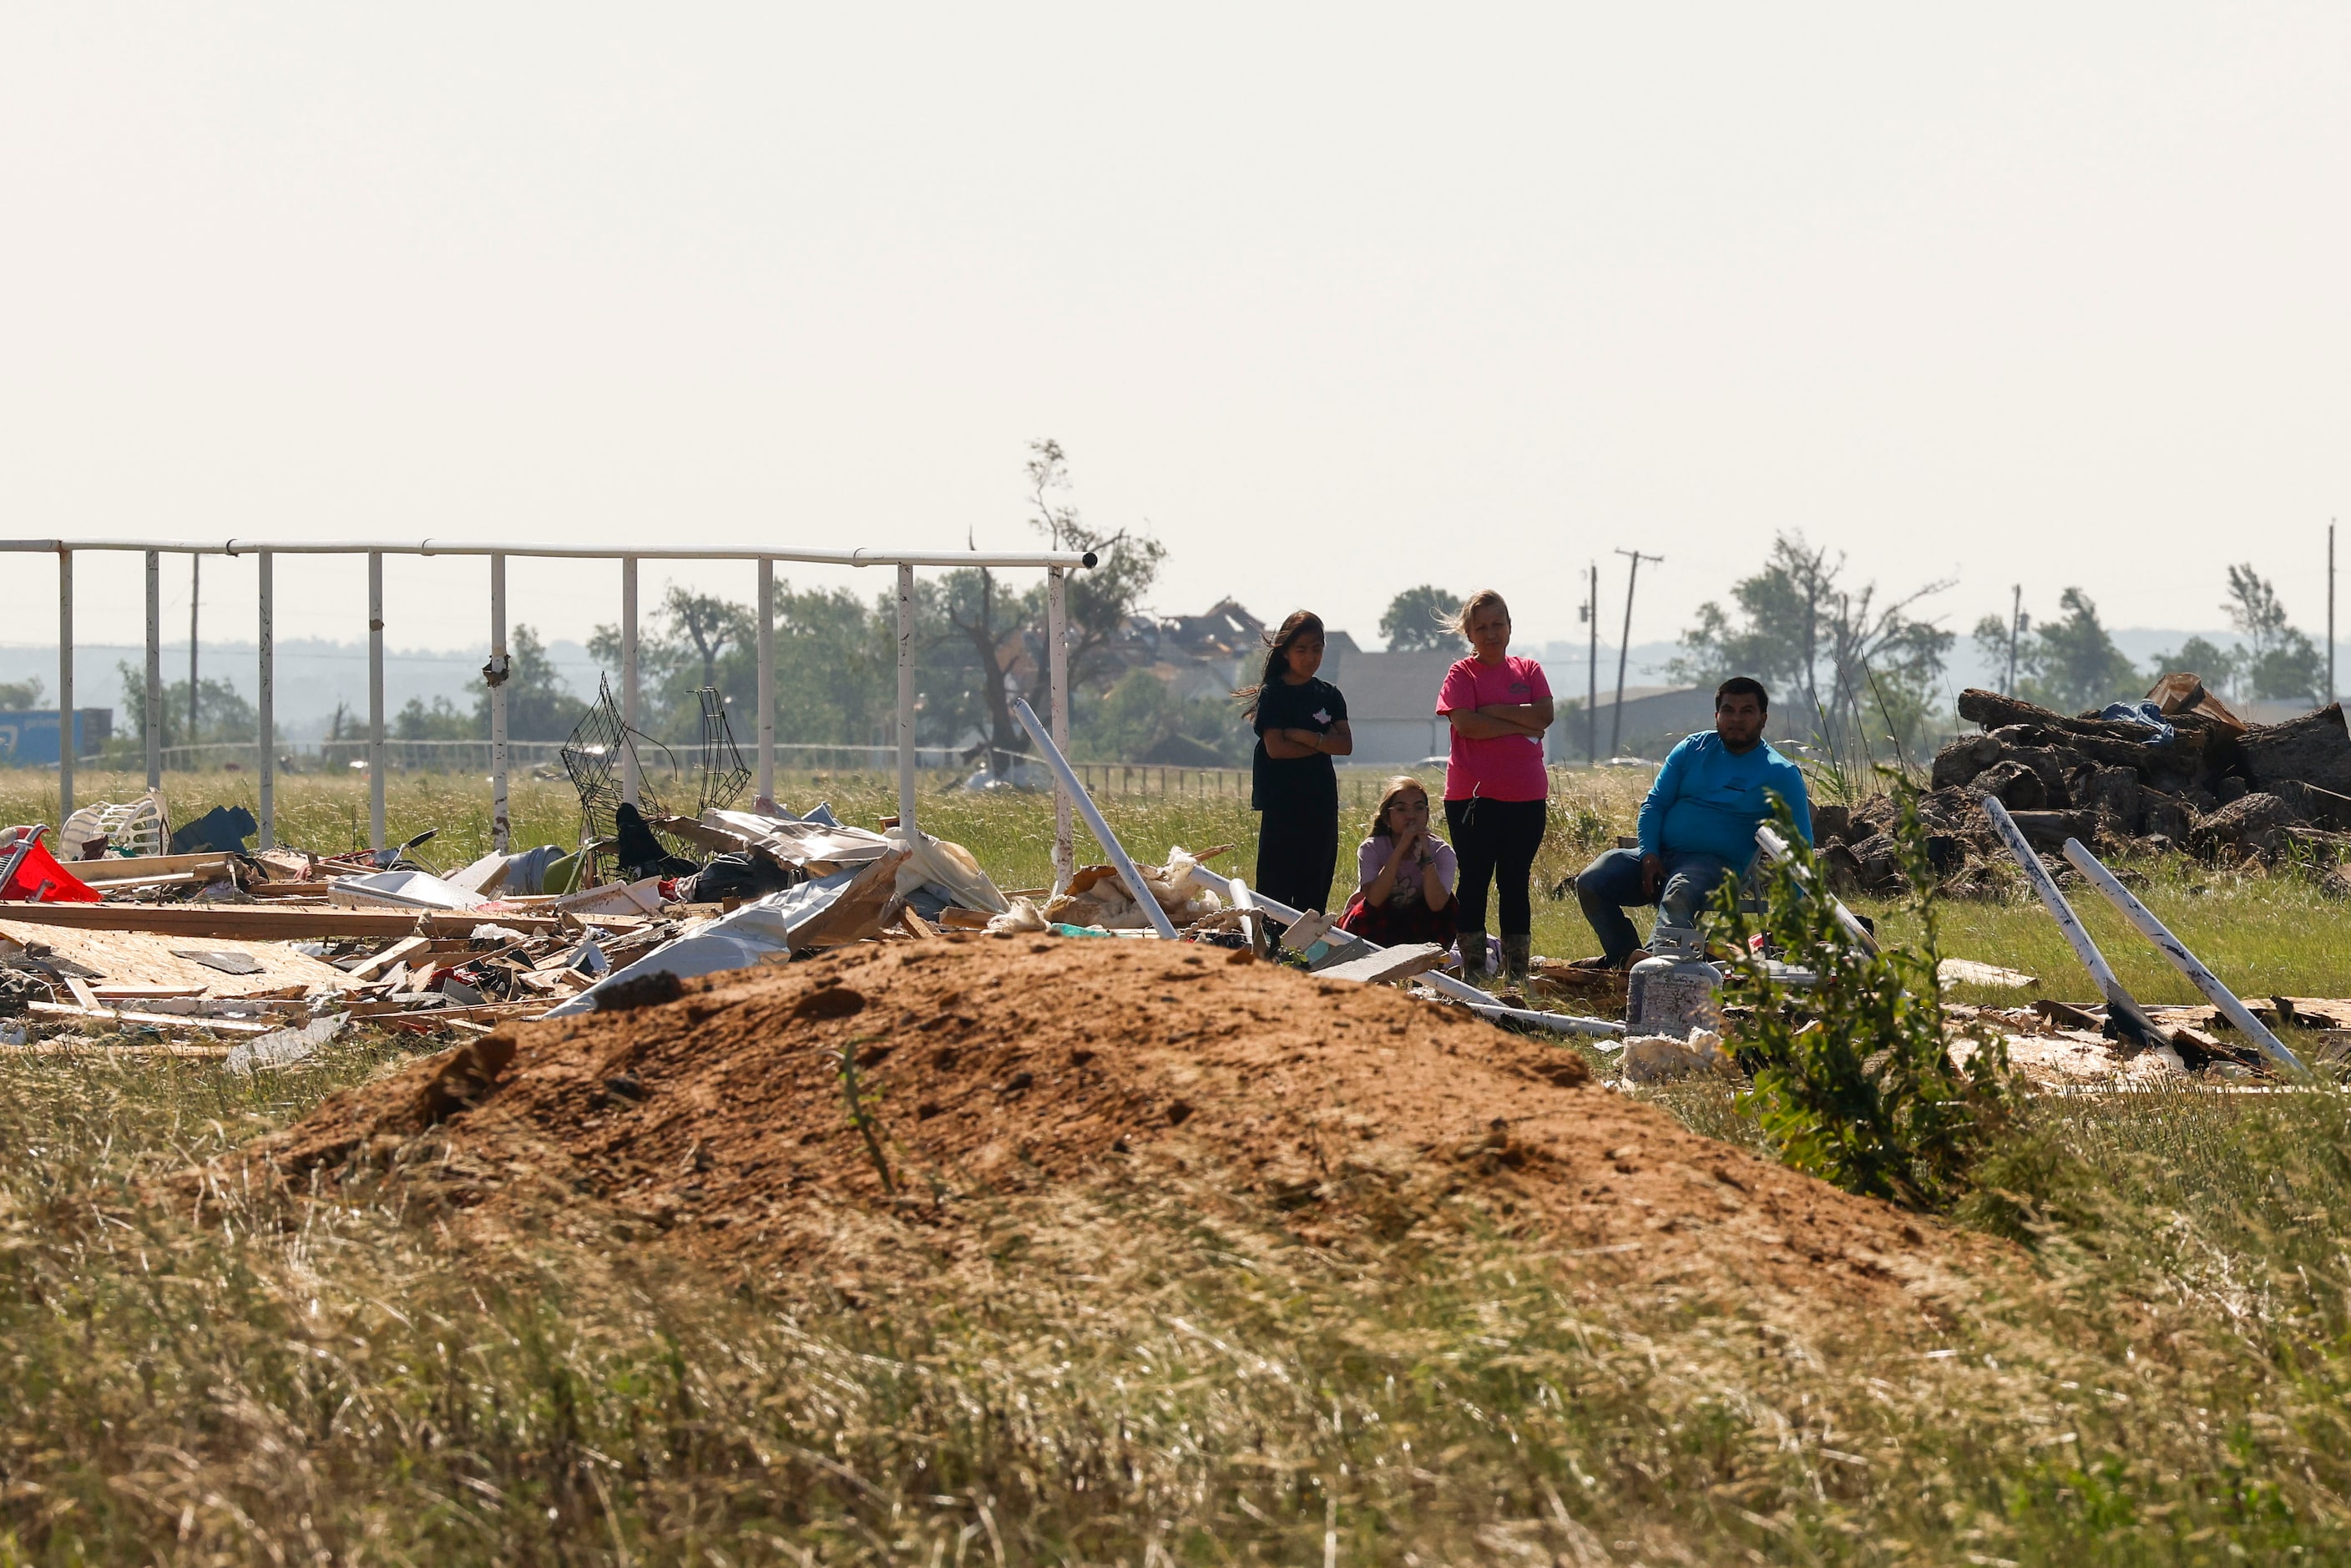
[1337,776,1459,947]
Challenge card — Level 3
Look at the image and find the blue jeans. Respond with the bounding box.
[1574,847,1738,965]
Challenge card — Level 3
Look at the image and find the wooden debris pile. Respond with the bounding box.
[0,799,1014,1055]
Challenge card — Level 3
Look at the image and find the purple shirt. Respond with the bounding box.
[1356,833,1458,908]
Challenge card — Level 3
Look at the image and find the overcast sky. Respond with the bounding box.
[4,3,2346,670]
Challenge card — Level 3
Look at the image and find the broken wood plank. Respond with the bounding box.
[27,1001,281,1034]
[0,903,560,939]
[0,1039,233,1059]
[899,908,937,938]
[67,852,233,883]
[345,935,433,983]
[1276,909,1337,955]
[1316,943,1447,984]
[2033,999,2105,1031]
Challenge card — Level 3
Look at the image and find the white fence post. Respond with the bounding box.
[144,550,161,788]
[489,552,510,853]
[1047,565,1074,890]
[368,550,386,852]
[258,550,274,849]
[756,558,775,807]
[620,554,640,808]
[56,549,72,820]
[895,563,916,832]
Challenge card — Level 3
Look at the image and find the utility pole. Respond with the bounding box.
[2006,584,2023,694]
[189,556,200,740]
[2329,520,2337,707]
[1583,560,1600,764]
[1609,549,1662,757]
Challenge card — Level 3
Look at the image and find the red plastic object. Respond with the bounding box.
[0,829,103,903]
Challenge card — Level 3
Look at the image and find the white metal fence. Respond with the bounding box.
[3,538,1095,886]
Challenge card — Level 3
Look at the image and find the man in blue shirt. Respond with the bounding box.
[1573,676,1813,967]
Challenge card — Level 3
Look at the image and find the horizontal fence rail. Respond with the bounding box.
[13,538,1092,878]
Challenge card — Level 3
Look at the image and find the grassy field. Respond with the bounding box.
[3,769,2351,1561]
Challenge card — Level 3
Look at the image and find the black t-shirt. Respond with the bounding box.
[1251,677,1347,813]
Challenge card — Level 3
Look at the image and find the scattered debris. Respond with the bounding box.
[1938,959,2036,989]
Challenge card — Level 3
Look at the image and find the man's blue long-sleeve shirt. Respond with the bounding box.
[1636,731,1813,865]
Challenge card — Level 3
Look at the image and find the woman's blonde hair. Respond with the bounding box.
[1442,589,1510,642]
[1367,775,1431,840]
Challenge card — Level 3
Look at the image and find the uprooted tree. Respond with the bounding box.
[923,438,1165,774]
[1669,532,1954,759]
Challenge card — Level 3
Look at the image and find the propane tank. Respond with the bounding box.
[1625,923,1726,1036]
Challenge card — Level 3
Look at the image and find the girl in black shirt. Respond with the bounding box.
[1238,610,1352,914]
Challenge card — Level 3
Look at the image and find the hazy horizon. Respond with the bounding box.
[5,5,2346,665]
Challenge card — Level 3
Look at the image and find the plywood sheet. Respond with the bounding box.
[0,918,358,997]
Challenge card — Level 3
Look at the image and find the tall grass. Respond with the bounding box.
[7,1041,2351,1559]
[3,775,2351,1556]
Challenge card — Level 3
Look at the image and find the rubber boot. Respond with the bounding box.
[1456,927,1490,979]
[1502,933,1532,988]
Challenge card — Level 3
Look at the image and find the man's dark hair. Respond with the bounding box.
[1715,676,1769,714]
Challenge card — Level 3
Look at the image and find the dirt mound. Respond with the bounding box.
[235,938,1991,1318]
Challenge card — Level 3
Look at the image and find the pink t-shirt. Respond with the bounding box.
[1436,655,1552,802]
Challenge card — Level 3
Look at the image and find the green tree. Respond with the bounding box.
[113,665,260,750]
[1074,669,1247,766]
[1978,588,2138,714]
[0,676,43,711]
[1671,533,1953,755]
[2145,635,2243,699]
[2222,563,2326,706]
[1379,586,1463,651]
[395,695,477,741]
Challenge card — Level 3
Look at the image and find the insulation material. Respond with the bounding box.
[1042,847,1226,930]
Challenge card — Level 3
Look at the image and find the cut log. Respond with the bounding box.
[1957,688,2211,758]
[2237,704,2351,796]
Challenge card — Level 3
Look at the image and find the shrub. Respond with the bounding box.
[1711,785,2020,1211]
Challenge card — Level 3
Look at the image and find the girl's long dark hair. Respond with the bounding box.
[1235,610,1324,719]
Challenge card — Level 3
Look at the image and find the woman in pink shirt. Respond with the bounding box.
[1434,589,1553,984]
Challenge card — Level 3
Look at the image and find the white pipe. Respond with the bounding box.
[257,550,274,849]
[55,549,71,821]
[2061,838,2307,1075]
[619,555,640,808]
[1241,881,1625,1038]
[1047,565,1074,892]
[756,557,775,808]
[144,551,161,788]
[896,564,916,833]
[1755,823,1878,953]
[1011,696,1179,939]
[1225,874,1268,955]
[488,552,509,853]
[1981,798,2164,1047]
[367,551,386,851]
[0,537,1095,569]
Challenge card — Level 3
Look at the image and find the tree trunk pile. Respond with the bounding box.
[1814,685,2351,898]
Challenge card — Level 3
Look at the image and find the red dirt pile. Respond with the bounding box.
[233,938,1992,1317]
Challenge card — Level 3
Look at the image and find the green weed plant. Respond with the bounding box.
[1713,788,2020,1211]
